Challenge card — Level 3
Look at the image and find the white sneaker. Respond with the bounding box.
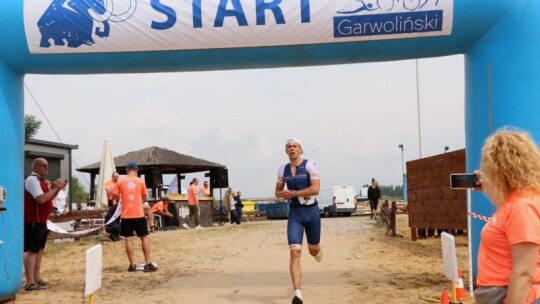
[182,223,190,230]
[314,250,323,262]
[195,225,204,230]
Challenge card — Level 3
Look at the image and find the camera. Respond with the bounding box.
[450,174,479,189]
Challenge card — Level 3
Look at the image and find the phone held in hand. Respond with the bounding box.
[450,173,479,189]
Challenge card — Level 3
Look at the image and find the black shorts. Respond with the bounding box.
[370,199,379,210]
[108,199,114,208]
[120,217,149,237]
[24,222,49,253]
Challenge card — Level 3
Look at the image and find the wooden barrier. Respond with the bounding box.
[407,149,467,241]
[380,200,398,237]
[47,210,105,240]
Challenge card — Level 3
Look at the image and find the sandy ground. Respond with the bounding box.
[12,214,470,304]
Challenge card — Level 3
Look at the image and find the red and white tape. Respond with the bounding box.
[468,212,490,222]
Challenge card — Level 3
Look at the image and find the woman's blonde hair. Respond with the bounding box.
[480,128,540,203]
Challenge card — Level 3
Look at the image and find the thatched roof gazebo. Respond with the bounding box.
[78,146,227,201]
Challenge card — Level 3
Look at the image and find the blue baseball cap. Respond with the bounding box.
[126,161,138,169]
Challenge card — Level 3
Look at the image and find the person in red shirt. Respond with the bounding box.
[24,158,68,291]
[183,177,202,229]
[113,161,157,272]
[474,130,540,304]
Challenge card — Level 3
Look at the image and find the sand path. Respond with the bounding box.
[13,215,470,304]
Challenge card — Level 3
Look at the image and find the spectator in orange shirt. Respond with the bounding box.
[105,171,119,208]
[183,178,202,230]
[199,180,211,198]
[113,162,157,273]
[151,196,174,229]
[474,129,540,304]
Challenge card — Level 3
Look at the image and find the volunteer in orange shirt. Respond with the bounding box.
[151,196,174,229]
[474,129,540,304]
[199,180,211,197]
[113,161,157,272]
[183,177,203,230]
[105,171,119,208]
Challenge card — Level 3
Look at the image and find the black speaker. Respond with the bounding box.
[144,167,163,188]
[212,168,229,188]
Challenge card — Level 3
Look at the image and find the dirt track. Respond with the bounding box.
[13,214,470,304]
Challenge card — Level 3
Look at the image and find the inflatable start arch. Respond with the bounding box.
[1,0,539,297]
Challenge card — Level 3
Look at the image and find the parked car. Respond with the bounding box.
[317,186,357,217]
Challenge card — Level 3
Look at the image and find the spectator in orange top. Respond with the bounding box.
[113,162,157,273]
[151,196,174,229]
[105,171,119,208]
[183,177,202,230]
[474,129,540,304]
[199,180,211,198]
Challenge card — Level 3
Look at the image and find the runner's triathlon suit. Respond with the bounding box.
[277,159,321,248]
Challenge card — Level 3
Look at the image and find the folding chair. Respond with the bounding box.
[153,214,163,230]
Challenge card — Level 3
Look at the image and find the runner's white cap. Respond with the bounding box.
[285,138,303,155]
[285,138,302,147]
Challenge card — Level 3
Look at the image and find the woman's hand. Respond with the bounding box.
[473,170,483,190]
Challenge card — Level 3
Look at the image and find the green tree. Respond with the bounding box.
[24,114,42,140]
[70,176,89,204]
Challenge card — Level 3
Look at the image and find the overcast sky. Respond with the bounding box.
[24,55,465,198]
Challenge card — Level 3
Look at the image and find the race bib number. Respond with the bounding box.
[298,196,315,205]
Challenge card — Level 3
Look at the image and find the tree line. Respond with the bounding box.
[361,184,404,199]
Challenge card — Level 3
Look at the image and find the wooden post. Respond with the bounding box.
[391,201,397,236]
[90,173,96,201]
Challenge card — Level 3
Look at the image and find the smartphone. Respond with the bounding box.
[450,173,479,189]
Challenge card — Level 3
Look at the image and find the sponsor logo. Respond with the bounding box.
[37,0,136,48]
[35,0,311,49]
[334,0,444,38]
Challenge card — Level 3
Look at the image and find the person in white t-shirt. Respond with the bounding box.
[53,188,67,213]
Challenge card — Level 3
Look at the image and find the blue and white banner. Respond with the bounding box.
[24,0,453,54]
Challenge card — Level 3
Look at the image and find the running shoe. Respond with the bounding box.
[24,282,44,291]
[128,265,137,272]
[315,249,323,262]
[195,225,204,230]
[182,223,190,230]
[143,263,158,272]
[292,295,304,304]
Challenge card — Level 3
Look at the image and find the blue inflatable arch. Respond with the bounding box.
[0,0,537,297]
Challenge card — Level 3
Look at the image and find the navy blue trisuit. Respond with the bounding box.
[277,159,321,248]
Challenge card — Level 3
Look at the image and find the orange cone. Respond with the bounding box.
[441,290,450,304]
[456,268,473,302]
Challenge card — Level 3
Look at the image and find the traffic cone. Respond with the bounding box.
[441,290,450,304]
[456,268,473,302]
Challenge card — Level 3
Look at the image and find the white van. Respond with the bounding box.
[317,186,357,217]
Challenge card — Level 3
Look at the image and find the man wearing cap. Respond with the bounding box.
[275,138,322,304]
[113,161,157,272]
[151,196,174,230]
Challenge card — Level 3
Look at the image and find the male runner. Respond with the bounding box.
[275,138,322,304]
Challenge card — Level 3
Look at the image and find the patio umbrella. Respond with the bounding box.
[96,140,116,209]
